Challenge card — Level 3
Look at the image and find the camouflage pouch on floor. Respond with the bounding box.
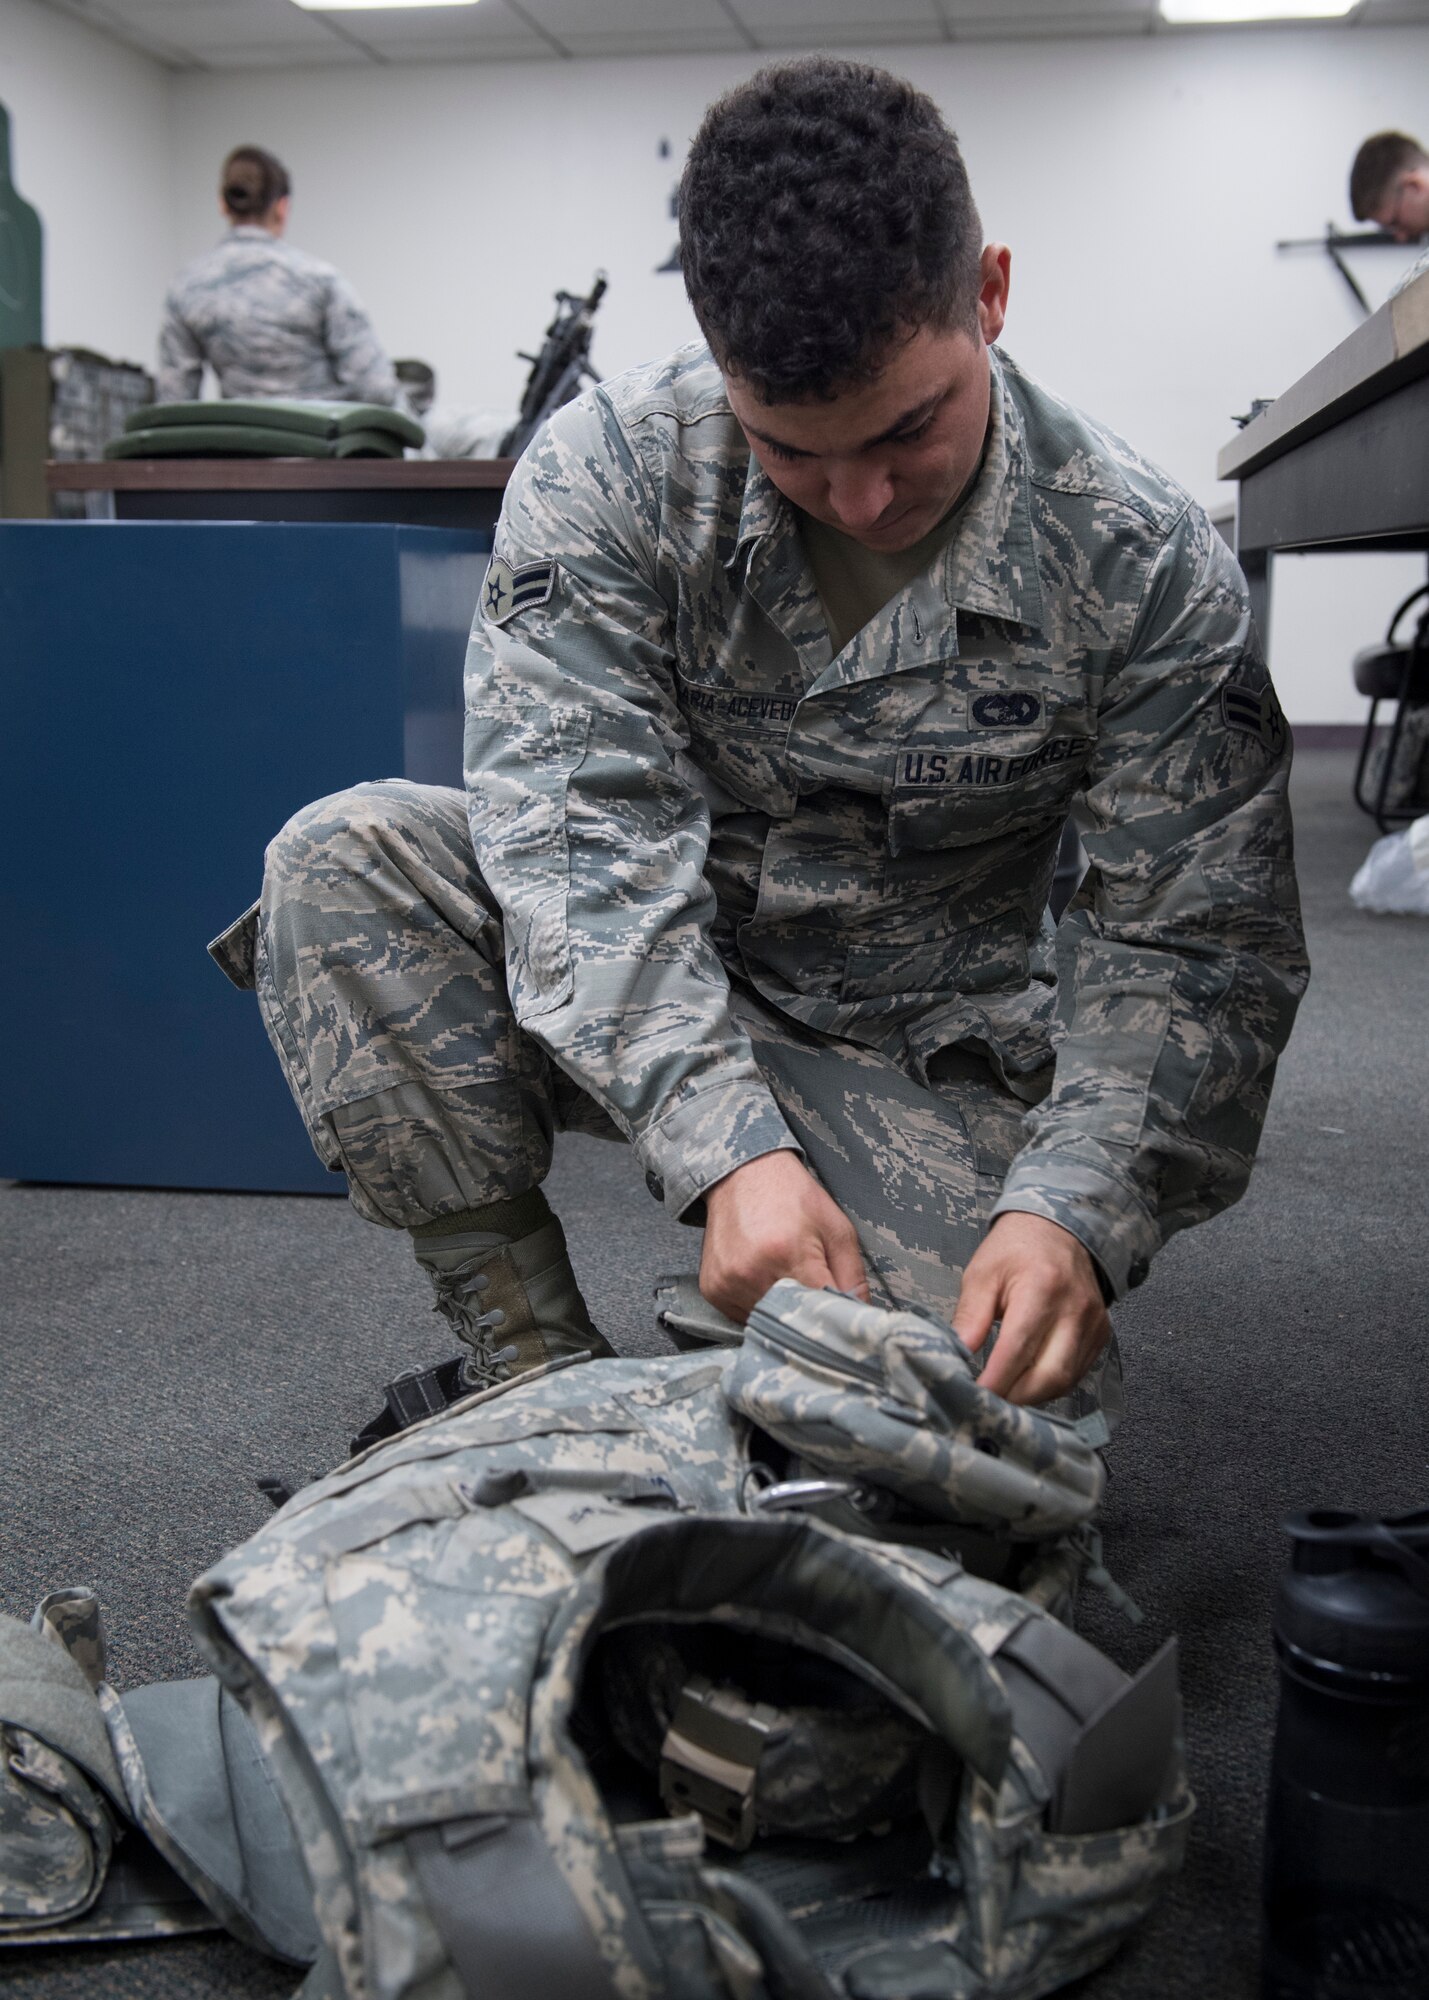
[727,1279,1106,1538]
[0,1602,130,1940]
[0,1589,316,1961]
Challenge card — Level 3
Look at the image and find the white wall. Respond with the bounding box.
[0,0,171,365]
[167,29,1429,457]
[166,26,1429,720]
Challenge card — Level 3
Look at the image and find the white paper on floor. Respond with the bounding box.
[1349,813,1429,916]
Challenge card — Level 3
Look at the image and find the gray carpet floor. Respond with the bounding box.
[2,746,1425,1998]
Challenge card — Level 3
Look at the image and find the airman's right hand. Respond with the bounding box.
[698,1149,870,1324]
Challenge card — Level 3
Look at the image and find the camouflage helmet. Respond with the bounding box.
[596,1619,926,1845]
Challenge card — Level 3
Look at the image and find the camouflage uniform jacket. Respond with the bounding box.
[155,227,399,406]
[466,342,1307,1297]
[1391,242,1429,300]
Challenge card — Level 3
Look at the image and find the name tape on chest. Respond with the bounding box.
[899,735,1089,790]
[483,556,557,627]
[1222,682,1287,758]
[685,685,800,730]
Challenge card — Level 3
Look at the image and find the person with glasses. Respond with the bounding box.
[1350,131,1429,247]
[1348,133,1429,315]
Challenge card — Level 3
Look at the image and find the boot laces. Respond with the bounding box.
[429,1268,518,1391]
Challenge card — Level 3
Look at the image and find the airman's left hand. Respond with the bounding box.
[951,1211,1111,1406]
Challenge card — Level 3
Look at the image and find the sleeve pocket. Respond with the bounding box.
[466,702,590,1019]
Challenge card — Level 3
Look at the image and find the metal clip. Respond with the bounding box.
[658,1676,778,1851]
[746,1475,880,1515]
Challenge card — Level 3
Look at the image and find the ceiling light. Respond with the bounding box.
[1160,0,1357,18]
[292,0,479,11]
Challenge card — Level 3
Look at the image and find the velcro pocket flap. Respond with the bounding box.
[729,1281,1104,1538]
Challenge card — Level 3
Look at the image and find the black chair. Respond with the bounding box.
[1352,582,1429,834]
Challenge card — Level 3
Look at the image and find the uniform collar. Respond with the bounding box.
[226,225,275,242]
[726,439,831,678]
[941,350,1043,632]
[725,348,1043,637]
[729,449,786,573]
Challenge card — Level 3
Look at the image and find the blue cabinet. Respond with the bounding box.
[0,522,488,1193]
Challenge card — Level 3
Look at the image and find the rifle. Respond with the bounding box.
[499,273,607,459]
[1275,226,1403,315]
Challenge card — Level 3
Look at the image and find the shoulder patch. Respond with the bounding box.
[1222,681,1287,758]
[482,555,556,627]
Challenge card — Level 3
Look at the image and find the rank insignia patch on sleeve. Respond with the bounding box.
[482,555,556,626]
[1222,681,1287,757]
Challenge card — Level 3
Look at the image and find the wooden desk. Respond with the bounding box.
[1218,269,1429,645]
[47,455,514,535]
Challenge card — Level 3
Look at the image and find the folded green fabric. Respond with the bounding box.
[126,398,424,448]
[105,424,406,460]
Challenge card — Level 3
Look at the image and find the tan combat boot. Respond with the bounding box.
[411,1187,614,1390]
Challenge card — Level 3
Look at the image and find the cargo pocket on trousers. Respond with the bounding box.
[208,902,260,992]
[467,705,589,1020]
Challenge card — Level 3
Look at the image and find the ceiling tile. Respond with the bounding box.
[743,22,945,45]
[107,0,344,50]
[191,37,371,63]
[523,0,739,34]
[558,25,752,51]
[379,36,554,58]
[38,0,1428,71]
[326,0,550,45]
[734,0,941,27]
[42,1,196,64]
[104,0,264,11]
[938,0,1152,17]
[944,12,1155,36]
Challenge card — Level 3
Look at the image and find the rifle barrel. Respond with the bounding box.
[1276,231,1401,250]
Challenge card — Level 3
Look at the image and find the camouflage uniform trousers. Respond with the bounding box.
[258,779,1034,1322]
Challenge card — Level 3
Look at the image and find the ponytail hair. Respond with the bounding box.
[221,145,291,223]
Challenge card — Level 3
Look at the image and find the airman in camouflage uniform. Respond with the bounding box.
[1391,240,1429,298]
[156,226,400,407]
[231,60,1306,1405]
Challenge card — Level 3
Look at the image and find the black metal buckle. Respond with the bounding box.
[657,1676,777,1851]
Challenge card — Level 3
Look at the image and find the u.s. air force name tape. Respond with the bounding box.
[482,556,557,626]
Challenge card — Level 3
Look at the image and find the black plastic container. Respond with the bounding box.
[1263,1508,1429,1999]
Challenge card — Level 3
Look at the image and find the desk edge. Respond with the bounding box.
[1217,266,1429,483]
[46,457,516,493]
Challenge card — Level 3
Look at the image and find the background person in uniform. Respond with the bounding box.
[228,60,1306,1413]
[155,144,401,407]
[393,358,436,418]
[1349,130,1429,244]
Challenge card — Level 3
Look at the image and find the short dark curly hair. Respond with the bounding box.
[679,58,982,404]
[1349,130,1427,222]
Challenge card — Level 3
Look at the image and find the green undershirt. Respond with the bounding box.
[796,447,985,657]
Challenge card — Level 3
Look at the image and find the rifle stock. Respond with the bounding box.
[1275,227,1405,315]
[500,273,608,460]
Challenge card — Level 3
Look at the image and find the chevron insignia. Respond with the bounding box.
[482,556,556,626]
[1222,681,1286,757]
